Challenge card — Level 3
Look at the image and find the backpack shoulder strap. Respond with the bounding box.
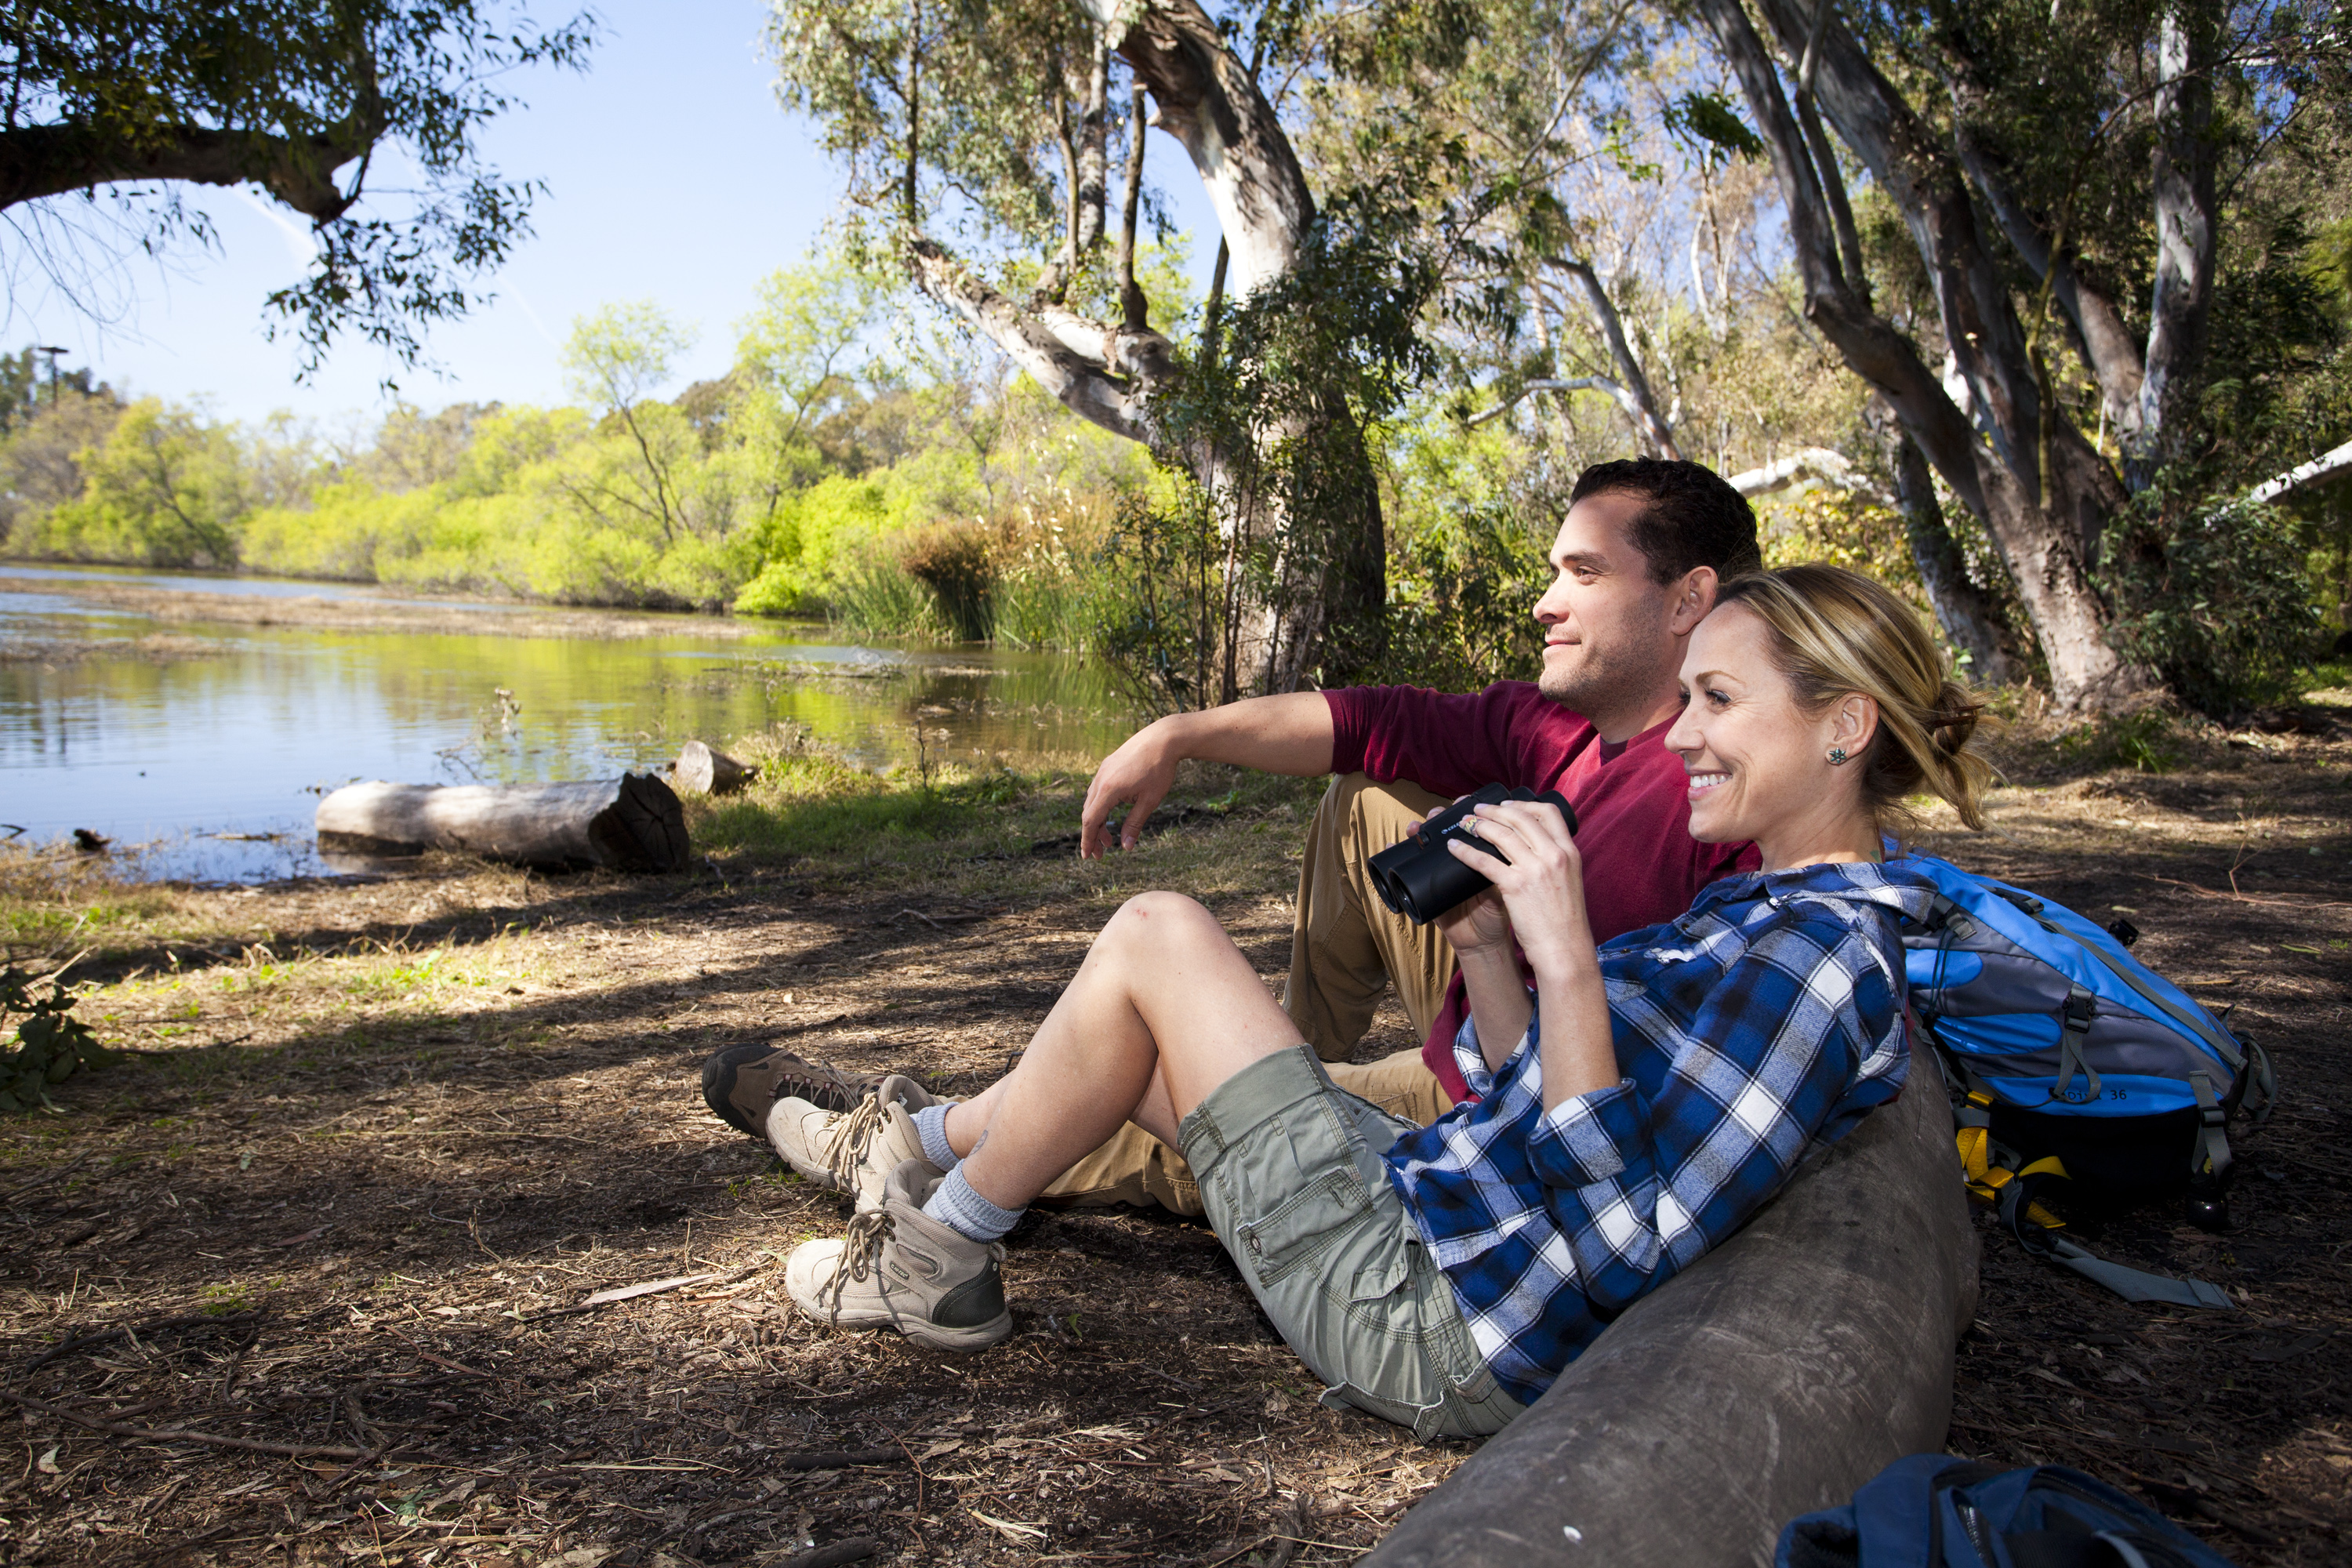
[1994,1174,2234,1310]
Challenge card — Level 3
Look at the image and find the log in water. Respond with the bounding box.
[1363,1081,1978,1568]
[314,775,691,873]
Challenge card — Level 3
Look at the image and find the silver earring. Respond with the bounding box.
[1828,746,1849,765]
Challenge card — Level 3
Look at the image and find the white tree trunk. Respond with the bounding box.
[907,0,1366,699]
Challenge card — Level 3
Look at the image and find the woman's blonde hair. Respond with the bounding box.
[1715,563,1992,831]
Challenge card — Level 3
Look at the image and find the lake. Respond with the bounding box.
[0,564,1137,884]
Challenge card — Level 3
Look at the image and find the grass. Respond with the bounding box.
[680,722,1322,903]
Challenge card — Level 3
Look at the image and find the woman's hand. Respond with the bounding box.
[1432,873,1513,959]
[1443,797,1595,982]
[1444,798,1617,1105]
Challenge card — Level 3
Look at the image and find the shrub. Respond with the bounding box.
[2101,483,2321,714]
[2,967,107,1113]
[1377,503,1552,693]
[900,521,995,641]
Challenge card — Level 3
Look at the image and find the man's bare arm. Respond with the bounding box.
[1080,693,1336,857]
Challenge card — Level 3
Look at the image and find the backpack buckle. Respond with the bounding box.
[2062,989,2096,1033]
[2052,986,2102,1104]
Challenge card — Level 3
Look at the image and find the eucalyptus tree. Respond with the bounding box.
[1691,0,2345,710]
[0,1,596,372]
[770,0,1455,696]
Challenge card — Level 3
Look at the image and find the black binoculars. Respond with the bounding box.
[1366,783,1579,924]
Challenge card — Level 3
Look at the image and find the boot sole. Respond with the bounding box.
[817,1300,1012,1351]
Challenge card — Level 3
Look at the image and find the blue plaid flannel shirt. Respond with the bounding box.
[1381,857,1936,1408]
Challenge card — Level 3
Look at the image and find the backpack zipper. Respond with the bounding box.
[1956,1497,1996,1564]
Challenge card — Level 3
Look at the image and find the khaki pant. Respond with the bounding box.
[1039,774,1460,1217]
[1181,1044,1523,1438]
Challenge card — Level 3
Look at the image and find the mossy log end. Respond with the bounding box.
[1364,1081,1978,1568]
[314,775,690,873]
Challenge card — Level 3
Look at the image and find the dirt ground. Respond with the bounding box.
[2,701,2348,1567]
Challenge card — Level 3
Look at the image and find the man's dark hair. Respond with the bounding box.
[1569,457,1762,586]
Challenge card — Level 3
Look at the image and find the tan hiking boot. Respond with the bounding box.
[765,1073,938,1210]
[699,1043,886,1138]
[785,1160,1011,1351]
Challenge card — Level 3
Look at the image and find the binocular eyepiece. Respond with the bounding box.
[1366,783,1579,924]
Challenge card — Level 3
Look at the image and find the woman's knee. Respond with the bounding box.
[1099,891,1226,959]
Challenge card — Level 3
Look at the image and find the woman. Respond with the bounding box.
[780,563,1990,1438]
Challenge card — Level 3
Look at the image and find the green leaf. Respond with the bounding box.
[1663,91,1766,163]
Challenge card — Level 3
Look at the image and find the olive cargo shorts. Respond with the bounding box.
[1178,1045,1524,1441]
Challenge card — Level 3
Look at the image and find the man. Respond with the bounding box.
[702,457,1765,1210]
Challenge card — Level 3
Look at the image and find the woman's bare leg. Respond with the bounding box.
[938,892,1302,1211]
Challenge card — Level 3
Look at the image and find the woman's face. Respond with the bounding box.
[1664,604,1877,864]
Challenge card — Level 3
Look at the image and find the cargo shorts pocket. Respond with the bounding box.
[1232,1169,1374,1285]
[1345,1229,1414,1303]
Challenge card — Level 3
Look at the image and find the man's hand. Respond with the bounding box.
[1081,725,1179,858]
[1076,695,1338,859]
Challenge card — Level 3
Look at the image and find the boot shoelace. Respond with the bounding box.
[823,1089,891,1190]
[826,1207,895,1319]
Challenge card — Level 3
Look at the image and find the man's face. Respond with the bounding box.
[1531,491,1684,715]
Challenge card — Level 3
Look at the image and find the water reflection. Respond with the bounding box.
[0,568,1135,883]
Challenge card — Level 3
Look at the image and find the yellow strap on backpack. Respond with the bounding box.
[2013,1156,2071,1229]
[1954,1129,2070,1228]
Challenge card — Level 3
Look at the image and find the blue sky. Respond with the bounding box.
[3,1,1217,427]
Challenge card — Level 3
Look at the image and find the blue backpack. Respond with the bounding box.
[1777,1454,2238,1568]
[1897,855,2275,1308]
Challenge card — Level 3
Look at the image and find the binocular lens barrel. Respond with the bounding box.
[1365,785,1578,924]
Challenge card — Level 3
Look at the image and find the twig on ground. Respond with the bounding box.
[0,1156,93,1204]
[318,1443,394,1498]
[16,1310,263,1377]
[772,1540,879,1568]
[1197,1534,1277,1568]
[2136,872,2350,909]
[216,1309,269,1401]
[888,1425,926,1514]
[1262,1488,1315,1568]
[0,1386,369,1458]
[775,1446,907,1472]
[522,1261,764,1319]
[580,1270,724,1306]
[382,1328,492,1379]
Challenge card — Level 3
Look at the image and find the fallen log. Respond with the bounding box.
[1364,1080,1977,1568]
[314,775,690,873]
[673,739,758,796]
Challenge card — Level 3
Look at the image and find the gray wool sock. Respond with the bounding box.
[921,1166,1023,1243]
[912,1102,960,1172]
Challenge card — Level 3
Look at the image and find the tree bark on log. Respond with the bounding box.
[314,776,690,873]
[1363,1082,1977,1568]
[673,741,758,797]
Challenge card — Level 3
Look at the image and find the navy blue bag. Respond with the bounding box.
[1777,1454,2238,1568]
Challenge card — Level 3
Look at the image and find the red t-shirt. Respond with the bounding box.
[1324,681,1761,1102]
